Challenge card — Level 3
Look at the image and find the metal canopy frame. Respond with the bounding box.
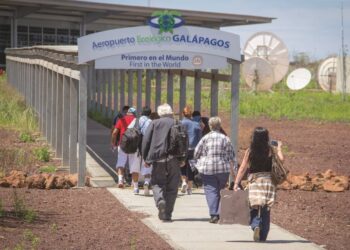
[0,0,273,29]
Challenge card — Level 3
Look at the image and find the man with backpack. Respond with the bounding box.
[111,105,129,145]
[142,103,188,222]
[111,107,141,193]
[128,106,153,196]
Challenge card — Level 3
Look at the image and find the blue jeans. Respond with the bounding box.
[250,206,270,241]
[201,173,229,217]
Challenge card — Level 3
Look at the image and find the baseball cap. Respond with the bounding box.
[128,107,137,114]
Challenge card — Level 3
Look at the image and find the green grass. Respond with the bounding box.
[0,76,38,133]
[88,110,112,128]
[239,90,350,122]
[39,165,56,173]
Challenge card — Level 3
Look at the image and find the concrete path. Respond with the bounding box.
[108,188,323,250]
[86,117,323,250]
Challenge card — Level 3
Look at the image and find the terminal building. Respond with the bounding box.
[0,0,273,68]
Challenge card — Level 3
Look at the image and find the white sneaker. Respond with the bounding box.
[181,183,187,193]
[144,182,150,196]
[187,188,192,195]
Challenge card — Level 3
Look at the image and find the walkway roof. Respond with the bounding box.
[0,0,274,28]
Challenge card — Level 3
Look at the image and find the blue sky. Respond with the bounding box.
[86,0,350,60]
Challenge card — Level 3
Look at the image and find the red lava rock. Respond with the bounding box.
[85,176,91,187]
[299,181,315,191]
[311,174,325,190]
[55,175,70,189]
[0,178,10,187]
[45,174,57,189]
[323,169,336,179]
[323,177,347,192]
[278,180,294,190]
[66,174,78,187]
[5,170,27,188]
[27,174,46,189]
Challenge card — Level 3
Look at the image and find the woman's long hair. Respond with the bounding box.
[248,127,270,166]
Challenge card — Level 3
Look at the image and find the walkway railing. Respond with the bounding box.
[5,46,88,187]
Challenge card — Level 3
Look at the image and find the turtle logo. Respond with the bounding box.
[148,10,184,34]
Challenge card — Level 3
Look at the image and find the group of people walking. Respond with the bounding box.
[110,103,284,242]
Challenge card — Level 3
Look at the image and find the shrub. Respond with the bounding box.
[34,147,50,162]
[23,229,40,249]
[13,189,37,223]
[19,132,34,143]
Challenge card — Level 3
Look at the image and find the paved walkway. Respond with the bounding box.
[86,118,323,250]
[108,188,323,250]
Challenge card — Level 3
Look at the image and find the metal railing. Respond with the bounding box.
[5,46,88,187]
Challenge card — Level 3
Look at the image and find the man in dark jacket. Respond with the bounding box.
[142,103,181,222]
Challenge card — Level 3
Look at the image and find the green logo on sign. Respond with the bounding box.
[149,10,184,34]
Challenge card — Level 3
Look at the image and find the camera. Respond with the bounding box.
[270,140,278,146]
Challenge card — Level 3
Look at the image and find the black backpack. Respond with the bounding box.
[120,118,141,154]
[167,120,189,161]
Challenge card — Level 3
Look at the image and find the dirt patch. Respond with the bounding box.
[0,129,61,176]
[0,188,172,250]
[273,190,350,250]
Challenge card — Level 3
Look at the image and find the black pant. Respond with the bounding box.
[151,158,181,218]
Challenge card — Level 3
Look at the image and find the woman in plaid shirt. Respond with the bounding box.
[194,116,236,224]
[234,127,284,242]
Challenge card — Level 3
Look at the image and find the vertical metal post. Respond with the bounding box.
[155,70,161,110]
[179,71,186,118]
[51,67,57,148]
[78,64,88,187]
[69,77,78,173]
[46,64,52,143]
[87,63,92,111]
[167,70,174,108]
[194,69,201,112]
[113,70,119,116]
[145,69,151,108]
[62,74,70,167]
[128,70,133,106]
[230,62,240,156]
[91,66,97,112]
[210,69,219,116]
[120,69,125,108]
[96,69,102,113]
[38,62,45,135]
[107,70,112,118]
[137,69,143,113]
[11,16,18,47]
[56,72,63,158]
[31,62,35,108]
[102,70,107,117]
